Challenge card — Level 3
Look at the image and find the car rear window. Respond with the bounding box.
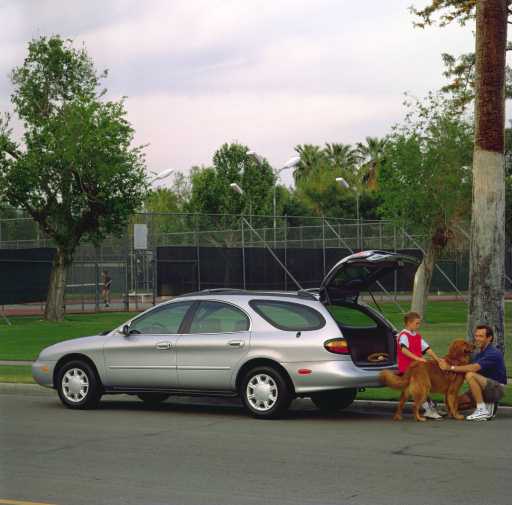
[250,300,325,331]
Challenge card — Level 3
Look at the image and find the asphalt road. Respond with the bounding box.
[1,387,511,505]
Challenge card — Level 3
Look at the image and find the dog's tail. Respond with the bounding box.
[378,370,409,390]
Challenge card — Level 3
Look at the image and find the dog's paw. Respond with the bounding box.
[393,415,402,421]
[415,416,427,422]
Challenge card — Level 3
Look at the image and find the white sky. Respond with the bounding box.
[0,0,476,186]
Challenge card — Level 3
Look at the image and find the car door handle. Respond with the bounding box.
[156,342,172,350]
[228,340,244,347]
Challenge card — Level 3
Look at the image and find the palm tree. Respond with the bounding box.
[324,143,360,173]
[293,144,327,184]
[356,136,387,190]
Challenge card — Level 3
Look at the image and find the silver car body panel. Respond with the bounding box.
[102,331,179,387]
[32,292,395,395]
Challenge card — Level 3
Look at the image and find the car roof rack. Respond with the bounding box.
[175,288,317,301]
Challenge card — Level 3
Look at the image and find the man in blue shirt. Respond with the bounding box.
[439,325,507,422]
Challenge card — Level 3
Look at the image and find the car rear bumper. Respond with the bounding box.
[282,359,396,393]
[32,360,56,388]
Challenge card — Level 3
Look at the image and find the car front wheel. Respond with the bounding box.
[241,366,292,419]
[57,360,101,409]
[310,388,357,413]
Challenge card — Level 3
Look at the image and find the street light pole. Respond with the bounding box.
[336,177,361,250]
[248,151,300,247]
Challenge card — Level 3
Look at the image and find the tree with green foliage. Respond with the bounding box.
[0,36,147,321]
[356,136,387,190]
[290,142,380,221]
[412,0,508,350]
[324,143,360,174]
[143,173,191,238]
[379,93,473,317]
[293,144,329,184]
[184,142,275,240]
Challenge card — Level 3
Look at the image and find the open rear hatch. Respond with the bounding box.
[319,250,420,367]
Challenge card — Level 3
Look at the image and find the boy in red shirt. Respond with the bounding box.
[397,311,443,419]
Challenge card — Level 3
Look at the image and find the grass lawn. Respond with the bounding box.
[0,365,34,383]
[1,301,510,407]
[376,300,512,372]
[0,312,132,360]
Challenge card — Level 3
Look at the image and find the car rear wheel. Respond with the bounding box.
[57,360,101,409]
[241,366,292,419]
[137,393,170,405]
[311,388,357,413]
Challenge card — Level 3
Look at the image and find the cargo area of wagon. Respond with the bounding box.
[326,302,397,367]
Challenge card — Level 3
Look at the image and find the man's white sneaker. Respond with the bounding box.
[423,408,443,420]
[485,403,498,419]
[466,407,490,421]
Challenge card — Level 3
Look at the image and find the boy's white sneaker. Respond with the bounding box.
[466,407,490,421]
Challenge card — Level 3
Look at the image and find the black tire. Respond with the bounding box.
[240,366,292,419]
[57,360,102,409]
[137,393,170,405]
[311,388,357,413]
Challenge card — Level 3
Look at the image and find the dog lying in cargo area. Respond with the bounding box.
[379,339,475,421]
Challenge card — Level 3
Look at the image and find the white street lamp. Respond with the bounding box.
[230,182,243,195]
[149,168,175,184]
[336,177,361,249]
[230,182,252,223]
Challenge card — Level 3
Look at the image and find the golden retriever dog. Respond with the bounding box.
[379,339,475,421]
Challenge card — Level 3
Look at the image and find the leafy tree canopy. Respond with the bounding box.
[184,142,275,230]
[378,92,473,239]
[0,36,148,261]
[411,0,477,27]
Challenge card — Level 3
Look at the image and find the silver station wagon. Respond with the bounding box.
[32,250,418,418]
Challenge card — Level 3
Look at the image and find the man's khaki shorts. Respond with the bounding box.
[467,377,506,403]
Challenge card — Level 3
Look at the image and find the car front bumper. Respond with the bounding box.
[32,360,56,388]
[282,359,396,393]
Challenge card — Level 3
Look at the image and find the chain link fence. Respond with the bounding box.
[1,211,505,317]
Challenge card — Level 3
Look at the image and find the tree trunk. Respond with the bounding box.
[411,241,437,317]
[468,0,507,351]
[44,248,69,321]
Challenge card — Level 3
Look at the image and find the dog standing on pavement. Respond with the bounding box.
[379,339,475,421]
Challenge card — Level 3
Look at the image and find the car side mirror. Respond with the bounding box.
[122,324,130,336]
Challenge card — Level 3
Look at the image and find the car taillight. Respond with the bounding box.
[324,338,350,355]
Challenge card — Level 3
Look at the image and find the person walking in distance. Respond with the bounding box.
[101,270,112,308]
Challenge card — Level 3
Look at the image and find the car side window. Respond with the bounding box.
[129,302,193,334]
[189,301,249,333]
[249,300,325,331]
[326,305,378,329]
